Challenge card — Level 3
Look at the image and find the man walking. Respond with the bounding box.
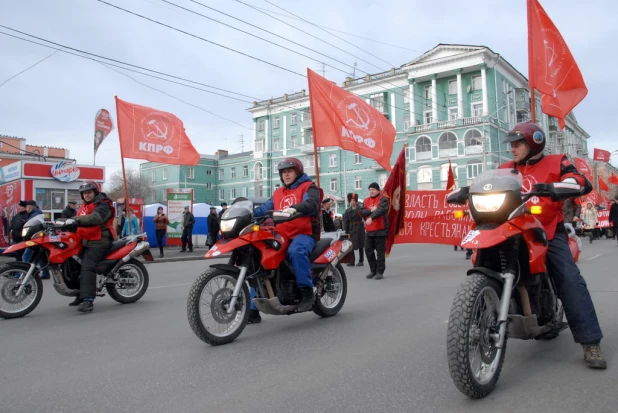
[361,183,389,280]
[218,202,228,221]
[207,206,220,249]
[343,193,365,267]
[181,205,195,252]
[61,201,78,219]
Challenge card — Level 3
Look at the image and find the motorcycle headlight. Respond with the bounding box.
[220,218,237,233]
[22,228,28,237]
[472,194,506,212]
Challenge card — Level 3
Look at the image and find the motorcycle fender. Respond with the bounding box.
[205,238,248,258]
[461,222,522,249]
[467,267,504,284]
[3,240,37,254]
[209,264,240,274]
[313,240,341,264]
[106,243,136,260]
[0,261,32,272]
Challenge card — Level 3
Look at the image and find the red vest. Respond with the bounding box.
[272,181,314,239]
[364,193,386,232]
[500,155,563,240]
[77,198,116,241]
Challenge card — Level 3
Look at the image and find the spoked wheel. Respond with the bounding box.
[313,263,347,317]
[106,258,149,304]
[447,273,506,399]
[187,268,249,346]
[0,264,43,319]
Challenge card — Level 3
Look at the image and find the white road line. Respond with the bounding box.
[586,254,602,261]
[149,282,193,289]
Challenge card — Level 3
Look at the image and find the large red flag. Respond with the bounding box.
[383,147,406,256]
[446,160,456,190]
[307,69,395,171]
[608,174,618,186]
[574,157,592,181]
[115,97,200,165]
[593,148,611,162]
[527,0,587,129]
[599,178,609,192]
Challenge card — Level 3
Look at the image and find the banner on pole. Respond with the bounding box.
[166,189,193,239]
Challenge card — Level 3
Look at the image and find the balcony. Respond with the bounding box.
[463,116,482,126]
[302,116,312,129]
[300,143,314,154]
[516,100,530,113]
[415,124,432,133]
[437,120,457,129]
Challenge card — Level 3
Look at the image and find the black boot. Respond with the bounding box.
[297,287,314,312]
[77,300,94,313]
[346,262,355,267]
[68,296,82,307]
[248,309,262,324]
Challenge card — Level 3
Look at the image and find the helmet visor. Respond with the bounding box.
[503,131,526,145]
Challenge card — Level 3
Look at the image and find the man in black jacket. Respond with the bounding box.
[61,201,77,219]
[360,183,390,280]
[181,206,195,252]
[321,199,336,232]
[610,196,618,242]
[10,201,28,261]
[207,206,220,249]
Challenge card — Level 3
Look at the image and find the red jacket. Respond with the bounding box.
[77,197,116,242]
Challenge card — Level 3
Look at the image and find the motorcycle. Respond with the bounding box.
[187,199,353,346]
[0,216,153,319]
[445,169,584,398]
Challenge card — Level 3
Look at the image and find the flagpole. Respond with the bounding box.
[527,0,536,123]
[307,69,321,189]
[114,96,132,234]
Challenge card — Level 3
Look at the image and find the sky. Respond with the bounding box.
[1,0,617,182]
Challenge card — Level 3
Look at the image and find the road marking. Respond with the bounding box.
[586,254,602,261]
[149,282,193,289]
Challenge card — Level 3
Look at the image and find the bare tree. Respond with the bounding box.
[104,168,152,201]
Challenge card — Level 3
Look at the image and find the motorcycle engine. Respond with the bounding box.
[277,280,299,305]
[62,258,82,290]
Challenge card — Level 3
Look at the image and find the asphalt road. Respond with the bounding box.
[1,240,616,413]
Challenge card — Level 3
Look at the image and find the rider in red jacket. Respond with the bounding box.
[501,122,605,369]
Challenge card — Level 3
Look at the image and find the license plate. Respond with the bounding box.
[141,250,154,262]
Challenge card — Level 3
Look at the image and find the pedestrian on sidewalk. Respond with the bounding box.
[181,206,195,252]
[610,196,618,243]
[121,208,139,237]
[153,206,169,258]
[61,201,77,219]
[207,206,220,249]
[218,202,227,221]
[343,193,365,267]
[361,183,389,280]
[321,199,336,232]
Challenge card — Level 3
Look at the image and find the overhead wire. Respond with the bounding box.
[0,49,59,89]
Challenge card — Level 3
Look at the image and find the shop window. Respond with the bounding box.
[35,188,65,211]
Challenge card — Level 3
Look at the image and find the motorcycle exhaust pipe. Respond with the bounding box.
[110,241,151,274]
[330,239,353,268]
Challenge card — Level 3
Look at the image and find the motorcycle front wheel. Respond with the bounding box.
[0,263,43,319]
[187,268,250,346]
[447,273,506,399]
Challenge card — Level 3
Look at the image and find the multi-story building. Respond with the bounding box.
[143,44,592,214]
[0,135,72,168]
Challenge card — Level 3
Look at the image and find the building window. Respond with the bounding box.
[403,115,411,131]
[415,136,432,161]
[440,163,458,181]
[187,167,194,179]
[219,189,225,200]
[273,163,279,173]
[438,132,458,158]
[424,111,432,125]
[243,187,247,197]
[162,168,168,180]
[231,167,236,178]
[330,178,338,192]
[151,190,156,201]
[403,88,410,104]
[329,153,337,167]
[370,93,385,113]
[206,183,212,189]
[151,171,156,182]
[464,129,483,155]
[206,169,212,175]
[424,85,432,100]
[379,174,387,188]
[231,188,236,199]
[467,163,483,179]
[355,176,362,190]
[255,140,264,152]
[472,75,482,91]
[448,80,457,95]
[354,153,362,164]
[472,103,483,117]
[273,117,280,129]
[218,168,224,180]
[273,139,280,151]
[258,119,265,131]
[243,165,248,177]
[307,156,315,167]
[448,107,458,121]
[417,166,432,183]
[290,135,297,148]
[406,172,411,187]
[290,113,297,126]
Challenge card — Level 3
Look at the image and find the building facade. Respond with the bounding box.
[143,44,592,215]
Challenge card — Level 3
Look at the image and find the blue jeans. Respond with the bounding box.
[546,228,603,344]
[21,248,49,278]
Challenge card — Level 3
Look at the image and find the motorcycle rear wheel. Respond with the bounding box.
[447,273,506,399]
[187,268,250,346]
[106,259,149,304]
[313,263,347,317]
[0,263,43,319]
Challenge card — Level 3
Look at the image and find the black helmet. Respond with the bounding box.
[503,122,546,163]
[79,181,100,201]
[277,157,304,184]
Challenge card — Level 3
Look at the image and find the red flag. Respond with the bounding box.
[609,174,618,186]
[574,157,592,181]
[593,148,611,162]
[599,178,609,192]
[307,69,395,171]
[383,147,406,255]
[446,160,456,191]
[94,109,114,155]
[585,189,602,206]
[115,97,200,165]
[527,0,587,129]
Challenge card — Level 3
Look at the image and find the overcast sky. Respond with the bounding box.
[1,0,616,180]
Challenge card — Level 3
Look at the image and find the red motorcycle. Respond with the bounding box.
[445,169,584,398]
[187,199,352,346]
[0,216,153,319]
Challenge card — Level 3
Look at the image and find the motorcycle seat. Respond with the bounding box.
[109,239,130,254]
[309,238,332,262]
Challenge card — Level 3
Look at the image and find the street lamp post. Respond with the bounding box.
[179,167,187,189]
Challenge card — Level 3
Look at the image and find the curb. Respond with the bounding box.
[141,254,231,264]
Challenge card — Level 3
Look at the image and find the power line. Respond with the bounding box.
[94,0,306,78]
[0,49,59,89]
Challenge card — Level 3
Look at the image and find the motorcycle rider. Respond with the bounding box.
[253,157,320,313]
[501,122,605,369]
[64,181,115,313]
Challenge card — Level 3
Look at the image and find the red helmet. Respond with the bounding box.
[503,122,546,161]
[277,157,304,183]
[79,180,100,201]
